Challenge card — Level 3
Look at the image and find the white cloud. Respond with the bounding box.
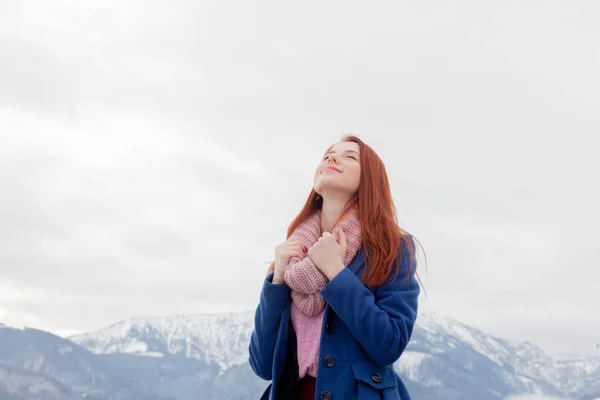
[0,0,599,357]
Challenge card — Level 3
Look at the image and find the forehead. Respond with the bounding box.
[328,141,360,154]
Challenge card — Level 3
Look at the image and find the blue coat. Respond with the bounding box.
[249,237,420,400]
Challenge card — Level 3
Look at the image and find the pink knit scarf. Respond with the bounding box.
[283,207,362,316]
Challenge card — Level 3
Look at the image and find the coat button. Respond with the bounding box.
[325,322,335,334]
[324,355,336,368]
[371,372,382,383]
[320,391,332,400]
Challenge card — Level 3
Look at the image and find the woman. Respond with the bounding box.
[249,135,422,400]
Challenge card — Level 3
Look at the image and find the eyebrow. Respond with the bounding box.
[325,149,360,156]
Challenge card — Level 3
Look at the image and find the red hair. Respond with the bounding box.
[268,135,425,288]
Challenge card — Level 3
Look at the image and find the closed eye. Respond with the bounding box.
[322,152,359,161]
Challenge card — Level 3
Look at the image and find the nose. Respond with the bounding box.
[328,155,337,164]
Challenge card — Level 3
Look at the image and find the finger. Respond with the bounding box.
[291,239,308,250]
[284,242,304,251]
[292,250,304,259]
[286,245,303,254]
[284,239,299,248]
[291,243,307,253]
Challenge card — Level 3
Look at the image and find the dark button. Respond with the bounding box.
[320,391,332,400]
[325,322,335,334]
[370,372,382,383]
[324,355,336,368]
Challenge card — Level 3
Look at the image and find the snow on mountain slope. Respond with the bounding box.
[404,310,599,395]
[406,311,557,389]
[414,310,511,366]
[69,312,254,370]
[0,363,78,400]
[0,324,171,400]
[68,310,600,398]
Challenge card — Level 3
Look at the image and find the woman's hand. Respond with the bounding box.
[308,228,347,281]
[273,238,307,284]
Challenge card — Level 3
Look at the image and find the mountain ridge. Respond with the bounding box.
[1,310,598,399]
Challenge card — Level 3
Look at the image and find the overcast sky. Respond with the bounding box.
[1,1,599,357]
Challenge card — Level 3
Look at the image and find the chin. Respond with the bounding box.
[316,184,352,196]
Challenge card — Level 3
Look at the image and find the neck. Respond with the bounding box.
[320,196,349,233]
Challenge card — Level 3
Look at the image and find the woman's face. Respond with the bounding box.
[313,141,361,199]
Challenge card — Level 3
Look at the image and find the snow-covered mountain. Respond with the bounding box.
[1,311,598,399]
[0,324,173,400]
[70,313,254,372]
[398,310,600,399]
[67,310,600,400]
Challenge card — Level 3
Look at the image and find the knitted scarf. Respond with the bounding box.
[283,207,362,316]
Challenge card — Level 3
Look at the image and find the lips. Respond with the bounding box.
[323,166,342,173]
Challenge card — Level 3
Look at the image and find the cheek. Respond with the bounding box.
[349,166,361,186]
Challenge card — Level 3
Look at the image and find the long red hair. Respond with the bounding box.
[267,135,425,288]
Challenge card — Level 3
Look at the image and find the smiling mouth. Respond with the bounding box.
[323,167,342,173]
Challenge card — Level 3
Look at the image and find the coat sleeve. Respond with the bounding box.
[248,272,291,380]
[319,237,420,367]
